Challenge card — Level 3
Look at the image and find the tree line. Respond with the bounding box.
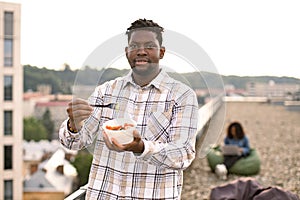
[24,64,300,95]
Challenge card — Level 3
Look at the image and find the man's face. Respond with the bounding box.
[125,30,165,76]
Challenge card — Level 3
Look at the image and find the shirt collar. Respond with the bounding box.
[122,68,173,92]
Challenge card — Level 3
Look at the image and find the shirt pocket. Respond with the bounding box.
[145,110,172,142]
[93,97,119,124]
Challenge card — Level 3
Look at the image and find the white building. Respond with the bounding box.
[246,80,300,98]
[0,2,22,199]
[24,148,78,197]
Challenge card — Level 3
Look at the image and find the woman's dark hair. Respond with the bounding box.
[126,18,164,46]
[227,122,245,139]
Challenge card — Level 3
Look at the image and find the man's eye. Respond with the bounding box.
[129,44,138,50]
[128,44,158,51]
[145,44,157,49]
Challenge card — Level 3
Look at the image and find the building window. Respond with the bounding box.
[4,39,13,66]
[4,12,14,36]
[4,111,13,135]
[4,146,13,170]
[4,180,13,200]
[4,76,13,101]
[4,11,14,67]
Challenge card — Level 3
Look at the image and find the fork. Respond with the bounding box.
[90,103,119,110]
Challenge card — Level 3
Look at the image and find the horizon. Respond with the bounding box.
[6,0,300,79]
[25,64,300,80]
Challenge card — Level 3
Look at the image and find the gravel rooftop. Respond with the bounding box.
[181,101,300,200]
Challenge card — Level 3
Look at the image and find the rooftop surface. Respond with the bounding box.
[182,101,300,199]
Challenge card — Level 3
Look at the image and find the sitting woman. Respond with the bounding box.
[215,121,250,180]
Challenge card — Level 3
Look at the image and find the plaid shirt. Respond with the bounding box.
[59,69,199,199]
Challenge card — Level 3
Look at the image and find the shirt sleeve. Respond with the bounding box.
[58,86,103,150]
[242,136,251,155]
[136,89,199,170]
[224,137,230,145]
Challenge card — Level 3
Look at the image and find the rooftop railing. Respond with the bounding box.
[64,184,88,200]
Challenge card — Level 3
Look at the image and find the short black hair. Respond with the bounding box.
[126,18,164,46]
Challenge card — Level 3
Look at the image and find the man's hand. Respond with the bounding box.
[66,98,93,131]
[103,130,145,154]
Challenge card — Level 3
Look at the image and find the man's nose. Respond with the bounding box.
[136,47,147,55]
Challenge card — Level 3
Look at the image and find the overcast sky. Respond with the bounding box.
[6,0,300,78]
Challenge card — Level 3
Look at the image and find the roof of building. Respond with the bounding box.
[25,148,78,195]
[23,140,77,161]
[35,101,69,107]
[23,92,44,100]
[24,170,58,191]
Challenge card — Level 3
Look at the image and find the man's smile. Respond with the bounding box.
[134,58,150,66]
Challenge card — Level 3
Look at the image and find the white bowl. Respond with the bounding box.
[102,118,137,144]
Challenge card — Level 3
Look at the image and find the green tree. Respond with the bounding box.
[63,63,72,71]
[71,149,93,187]
[23,117,48,141]
[41,108,55,141]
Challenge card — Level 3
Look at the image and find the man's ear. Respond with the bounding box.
[125,47,129,59]
[159,46,166,59]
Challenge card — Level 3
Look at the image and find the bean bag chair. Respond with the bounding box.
[206,145,261,176]
[210,178,300,200]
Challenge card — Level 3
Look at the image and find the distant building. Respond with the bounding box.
[34,101,69,140]
[246,81,300,98]
[23,140,77,178]
[0,2,23,200]
[23,92,72,139]
[23,85,94,139]
[72,85,95,100]
[23,91,50,117]
[23,147,77,199]
[23,170,65,200]
[224,84,246,97]
[36,84,52,95]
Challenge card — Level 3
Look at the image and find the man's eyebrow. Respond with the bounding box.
[129,41,156,44]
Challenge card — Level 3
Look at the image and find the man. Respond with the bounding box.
[59,18,199,199]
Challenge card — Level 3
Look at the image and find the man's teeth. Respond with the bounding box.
[136,60,148,64]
